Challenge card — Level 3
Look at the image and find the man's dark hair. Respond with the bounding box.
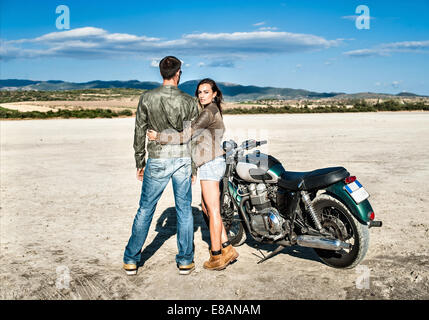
[159,56,181,80]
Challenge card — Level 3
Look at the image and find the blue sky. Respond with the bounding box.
[1,0,428,95]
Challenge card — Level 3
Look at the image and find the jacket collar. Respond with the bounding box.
[161,85,179,89]
[203,102,217,108]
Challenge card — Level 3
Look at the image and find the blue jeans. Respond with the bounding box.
[123,157,194,266]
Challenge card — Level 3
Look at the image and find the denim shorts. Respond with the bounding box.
[199,156,226,181]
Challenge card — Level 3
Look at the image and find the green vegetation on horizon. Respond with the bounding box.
[1,88,428,119]
[0,107,133,119]
[0,88,145,103]
[1,100,427,120]
[224,100,429,114]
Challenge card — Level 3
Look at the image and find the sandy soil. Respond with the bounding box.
[1,100,295,113]
[0,99,139,113]
[1,112,428,300]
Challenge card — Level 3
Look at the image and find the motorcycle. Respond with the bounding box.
[220,139,382,269]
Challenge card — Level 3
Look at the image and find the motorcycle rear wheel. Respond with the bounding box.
[311,193,369,269]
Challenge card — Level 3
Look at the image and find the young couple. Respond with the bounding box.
[123,56,238,275]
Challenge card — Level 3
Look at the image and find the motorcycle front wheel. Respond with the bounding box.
[311,193,369,269]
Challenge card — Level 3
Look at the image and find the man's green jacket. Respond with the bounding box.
[133,85,200,175]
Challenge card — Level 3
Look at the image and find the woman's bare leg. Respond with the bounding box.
[201,183,229,248]
[201,180,225,252]
[201,192,210,228]
[201,191,207,215]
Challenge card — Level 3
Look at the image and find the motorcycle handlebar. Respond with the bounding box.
[241,139,268,149]
[226,140,267,158]
[242,139,257,150]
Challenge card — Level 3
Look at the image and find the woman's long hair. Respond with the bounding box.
[195,78,223,116]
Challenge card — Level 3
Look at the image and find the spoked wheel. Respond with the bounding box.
[220,191,246,246]
[311,194,369,269]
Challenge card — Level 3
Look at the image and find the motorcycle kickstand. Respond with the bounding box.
[255,245,286,264]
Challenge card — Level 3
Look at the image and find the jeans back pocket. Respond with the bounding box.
[147,158,166,179]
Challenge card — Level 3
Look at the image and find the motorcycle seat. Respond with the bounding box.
[278,167,349,191]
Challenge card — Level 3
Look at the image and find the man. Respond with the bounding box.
[123,56,199,276]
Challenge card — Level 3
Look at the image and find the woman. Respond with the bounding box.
[147,78,238,271]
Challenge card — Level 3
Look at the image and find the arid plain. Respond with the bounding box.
[1,112,428,299]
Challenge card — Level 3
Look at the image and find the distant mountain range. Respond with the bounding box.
[0,79,425,101]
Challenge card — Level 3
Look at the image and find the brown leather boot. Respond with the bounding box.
[222,244,239,265]
[203,251,228,270]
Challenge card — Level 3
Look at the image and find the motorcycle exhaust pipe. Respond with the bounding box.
[296,235,352,251]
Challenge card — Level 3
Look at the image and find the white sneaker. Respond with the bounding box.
[177,262,195,275]
[123,263,138,275]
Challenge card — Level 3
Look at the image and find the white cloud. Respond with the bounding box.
[8,27,159,46]
[324,58,336,66]
[344,48,387,57]
[39,27,159,43]
[258,27,278,31]
[7,27,106,45]
[1,27,342,61]
[36,27,107,42]
[391,81,401,88]
[341,15,376,21]
[253,22,266,26]
[381,40,429,50]
[208,59,235,68]
[181,31,340,53]
[197,58,237,68]
[150,59,159,68]
[344,40,429,57]
[373,81,403,88]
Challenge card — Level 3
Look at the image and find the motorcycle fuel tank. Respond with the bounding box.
[236,151,286,183]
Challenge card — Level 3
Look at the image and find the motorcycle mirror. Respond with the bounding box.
[222,140,237,152]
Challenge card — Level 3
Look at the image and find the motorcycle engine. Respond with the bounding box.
[248,183,286,239]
